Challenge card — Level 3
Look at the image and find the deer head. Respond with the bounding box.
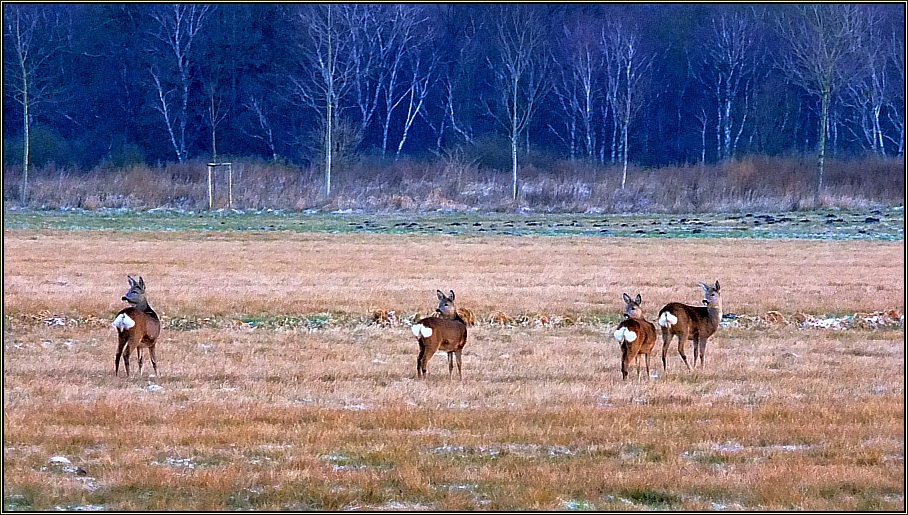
[435,289,457,319]
[622,293,644,320]
[122,276,149,308]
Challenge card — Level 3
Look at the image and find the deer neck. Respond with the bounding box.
[705,301,722,323]
[440,310,465,326]
[131,297,152,314]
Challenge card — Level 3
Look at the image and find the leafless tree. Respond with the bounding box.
[776,4,868,197]
[395,51,437,157]
[147,4,212,163]
[292,4,357,198]
[421,7,484,154]
[242,96,278,162]
[603,20,654,189]
[361,5,434,158]
[841,6,894,156]
[551,20,603,160]
[483,4,551,201]
[886,31,905,157]
[694,9,765,161]
[3,4,67,203]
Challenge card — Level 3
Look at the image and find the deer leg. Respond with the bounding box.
[661,329,672,371]
[137,347,144,377]
[677,330,692,372]
[115,332,128,376]
[148,345,158,376]
[455,351,463,380]
[621,346,630,380]
[447,352,454,379]
[416,342,427,378]
[122,343,132,377]
[644,353,651,379]
[697,338,706,368]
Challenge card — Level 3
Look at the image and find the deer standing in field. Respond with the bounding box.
[657,281,722,371]
[111,276,161,377]
[411,290,468,380]
[613,293,658,380]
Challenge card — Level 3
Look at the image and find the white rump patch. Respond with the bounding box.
[112,313,135,330]
[614,327,637,343]
[658,312,678,327]
[411,323,433,338]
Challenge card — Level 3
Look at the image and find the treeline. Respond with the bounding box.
[3,4,905,189]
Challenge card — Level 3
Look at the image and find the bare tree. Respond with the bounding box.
[886,31,905,157]
[243,96,278,161]
[551,20,602,160]
[202,79,229,162]
[841,6,892,155]
[292,4,357,198]
[421,6,484,154]
[3,4,67,203]
[776,4,868,197]
[395,51,437,157]
[603,20,654,189]
[147,4,212,163]
[483,4,551,201]
[694,9,765,161]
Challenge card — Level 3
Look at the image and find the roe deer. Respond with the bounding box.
[657,281,722,371]
[111,276,161,377]
[613,293,658,380]
[411,290,468,379]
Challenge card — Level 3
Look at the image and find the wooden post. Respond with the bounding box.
[228,163,233,209]
[207,163,213,210]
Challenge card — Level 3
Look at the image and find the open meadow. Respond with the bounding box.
[2,214,905,511]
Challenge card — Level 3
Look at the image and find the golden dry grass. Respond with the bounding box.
[2,229,905,510]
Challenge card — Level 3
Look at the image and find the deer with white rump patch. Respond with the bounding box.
[411,290,468,379]
[613,293,658,380]
[111,276,161,377]
[657,281,722,371]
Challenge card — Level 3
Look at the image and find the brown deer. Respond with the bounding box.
[657,281,722,371]
[111,276,161,377]
[411,290,468,379]
[613,293,658,380]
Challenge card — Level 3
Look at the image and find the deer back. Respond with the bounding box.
[114,276,161,343]
[659,281,722,339]
[413,290,467,351]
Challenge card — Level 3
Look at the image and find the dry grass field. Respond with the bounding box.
[3,228,905,511]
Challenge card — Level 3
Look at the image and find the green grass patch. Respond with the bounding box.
[4,207,903,240]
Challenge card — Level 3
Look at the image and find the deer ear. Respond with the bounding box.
[714,281,720,292]
[700,282,709,293]
[635,294,642,305]
[623,293,632,303]
[127,276,136,287]
[138,276,145,289]
[448,290,455,302]
[437,290,445,301]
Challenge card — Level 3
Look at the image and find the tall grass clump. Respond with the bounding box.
[3,154,903,213]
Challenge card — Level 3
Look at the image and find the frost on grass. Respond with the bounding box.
[431,443,576,460]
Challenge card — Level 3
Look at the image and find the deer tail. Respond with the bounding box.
[614,326,637,343]
[112,313,135,331]
[658,311,678,328]
[411,323,433,338]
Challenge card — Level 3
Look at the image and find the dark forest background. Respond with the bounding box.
[3,3,905,212]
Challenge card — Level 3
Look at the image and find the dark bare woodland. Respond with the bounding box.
[3,4,904,209]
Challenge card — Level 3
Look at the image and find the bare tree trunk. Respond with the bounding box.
[325,4,334,198]
[22,88,30,203]
[816,87,829,199]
